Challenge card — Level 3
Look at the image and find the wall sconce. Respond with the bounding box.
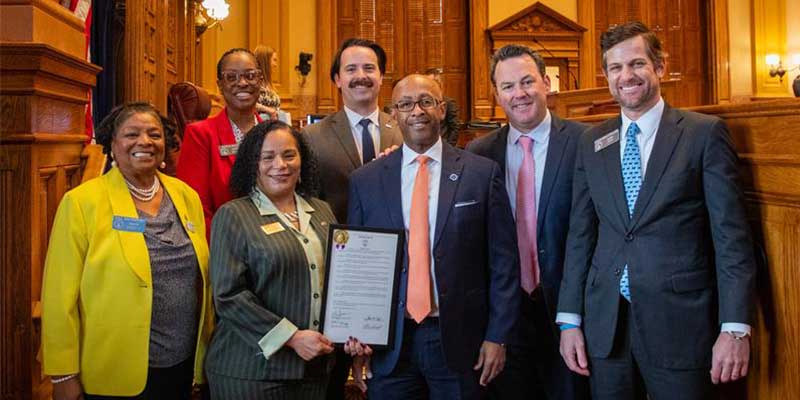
[195,0,230,38]
[766,54,786,81]
[295,52,313,87]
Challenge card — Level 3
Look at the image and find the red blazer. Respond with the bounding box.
[176,108,262,239]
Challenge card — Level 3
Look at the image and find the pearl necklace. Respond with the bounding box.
[125,177,160,202]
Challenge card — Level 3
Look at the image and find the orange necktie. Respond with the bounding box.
[408,155,432,323]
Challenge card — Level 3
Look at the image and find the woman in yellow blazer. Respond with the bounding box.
[41,102,214,400]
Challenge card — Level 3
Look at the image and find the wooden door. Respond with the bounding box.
[334,0,470,119]
[593,0,708,106]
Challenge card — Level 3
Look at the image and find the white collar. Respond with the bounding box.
[402,136,443,166]
[621,97,665,139]
[344,106,380,129]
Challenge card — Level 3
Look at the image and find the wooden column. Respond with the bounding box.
[0,2,101,399]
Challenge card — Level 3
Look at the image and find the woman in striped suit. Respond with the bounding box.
[205,120,336,398]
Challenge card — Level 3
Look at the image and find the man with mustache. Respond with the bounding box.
[302,37,402,400]
[556,21,756,399]
[466,44,590,400]
[303,38,403,223]
[347,74,519,399]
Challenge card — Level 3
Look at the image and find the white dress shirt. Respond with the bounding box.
[401,138,443,314]
[505,109,552,216]
[344,106,381,163]
[556,98,750,334]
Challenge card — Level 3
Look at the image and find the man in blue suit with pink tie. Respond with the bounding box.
[346,74,520,399]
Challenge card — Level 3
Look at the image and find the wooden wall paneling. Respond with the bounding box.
[1,42,100,400]
[470,0,492,120]
[325,0,468,116]
[124,0,196,113]
[577,0,598,90]
[443,0,469,120]
[316,0,338,114]
[708,0,731,103]
[249,0,302,116]
[592,0,709,106]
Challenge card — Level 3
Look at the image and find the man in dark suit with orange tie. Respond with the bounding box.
[466,44,590,400]
[347,74,520,399]
[557,21,756,399]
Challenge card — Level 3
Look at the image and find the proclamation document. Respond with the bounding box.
[320,224,403,349]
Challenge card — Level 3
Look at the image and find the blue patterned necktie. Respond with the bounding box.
[620,122,642,302]
[359,118,376,164]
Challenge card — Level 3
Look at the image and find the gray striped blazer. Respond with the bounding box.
[204,196,336,381]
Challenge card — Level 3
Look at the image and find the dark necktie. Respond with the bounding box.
[359,118,376,164]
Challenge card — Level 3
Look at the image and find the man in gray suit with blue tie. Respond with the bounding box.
[557,21,756,399]
[303,38,403,399]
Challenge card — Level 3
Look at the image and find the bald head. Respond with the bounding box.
[392,74,443,104]
[391,74,446,154]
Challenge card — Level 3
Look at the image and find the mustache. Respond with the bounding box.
[349,78,374,88]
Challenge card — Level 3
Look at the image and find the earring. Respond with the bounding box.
[160,161,166,169]
[110,153,116,167]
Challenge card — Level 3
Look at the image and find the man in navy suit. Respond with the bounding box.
[466,44,589,400]
[347,74,520,399]
[557,21,756,399]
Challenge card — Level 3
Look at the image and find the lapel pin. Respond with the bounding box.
[449,173,459,181]
[385,122,393,128]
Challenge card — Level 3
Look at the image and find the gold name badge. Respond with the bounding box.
[219,144,239,157]
[261,222,285,235]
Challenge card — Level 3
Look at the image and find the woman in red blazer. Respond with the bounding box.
[177,48,264,237]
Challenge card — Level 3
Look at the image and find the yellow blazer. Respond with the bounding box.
[41,167,214,396]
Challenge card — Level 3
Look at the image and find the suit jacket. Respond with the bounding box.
[205,196,336,380]
[347,143,520,375]
[557,104,756,369]
[176,108,262,238]
[466,115,588,334]
[303,109,403,221]
[41,168,214,396]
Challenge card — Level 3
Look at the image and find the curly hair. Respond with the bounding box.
[94,101,178,156]
[229,120,320,199]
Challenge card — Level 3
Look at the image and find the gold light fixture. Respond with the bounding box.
[195,0,230,38]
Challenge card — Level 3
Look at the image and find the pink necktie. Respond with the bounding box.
[408,155,432,322]
[516,136,540,294]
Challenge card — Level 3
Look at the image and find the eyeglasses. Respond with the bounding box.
[220,69,262,84]
[393,97,440,112]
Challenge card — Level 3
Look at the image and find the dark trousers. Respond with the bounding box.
[589,299,715,400]
[84,356,194,399]
[368,317,485,400]
[488,289,589,400]
[325,348,352,400]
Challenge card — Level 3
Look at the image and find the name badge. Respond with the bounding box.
[594,129,620,152]
[219,144,239,157]
[112,216,146,233]
[261,222,285,235]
